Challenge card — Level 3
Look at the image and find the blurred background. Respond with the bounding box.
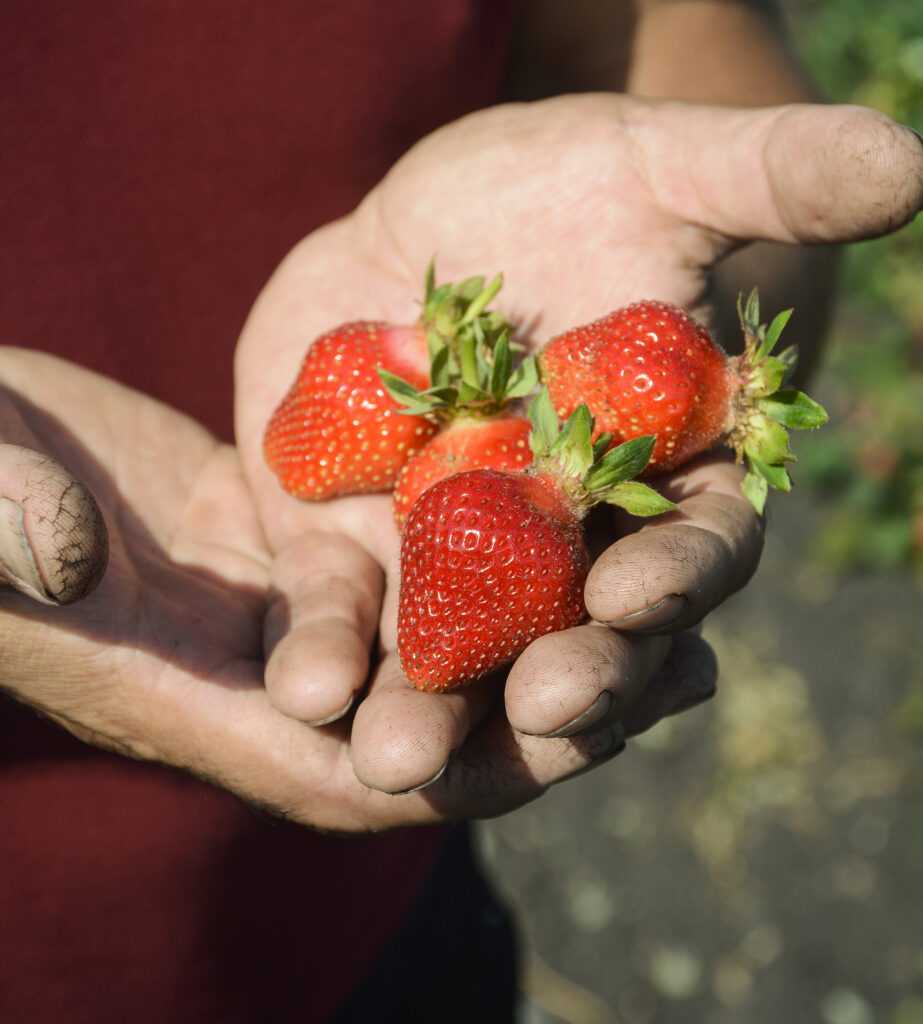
[479,3,923,1021]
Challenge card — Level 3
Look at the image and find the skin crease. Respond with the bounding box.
[2,5,922,830]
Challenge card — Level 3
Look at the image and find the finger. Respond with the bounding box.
[415,709,628,821]
[585,456,763,632]
[620,630,718,737]
[644,102,923,246]
[417,631,718,820]
[264,530,384,724]
[0,443,107,604]
[504,622,671,738]
[349,651,497,795]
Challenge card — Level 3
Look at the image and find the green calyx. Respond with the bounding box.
[527,389,677,518]
[378,260,538,421]
[729,289,829,515]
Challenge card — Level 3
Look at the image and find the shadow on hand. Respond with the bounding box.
[0,386,290,688]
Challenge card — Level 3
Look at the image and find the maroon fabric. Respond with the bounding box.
[0,3,514,1021]
[2,0,513,438]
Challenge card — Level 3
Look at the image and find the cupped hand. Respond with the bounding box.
[0,344,704,831]
[234,96,922,819]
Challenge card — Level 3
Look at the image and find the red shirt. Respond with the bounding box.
[0,3,513,1020]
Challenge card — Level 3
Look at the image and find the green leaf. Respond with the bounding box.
[433,301,462,339]
[426,329,446,363]
[474,331,492,388]
[457,380,485,405]
[459,273,503,326]
[604,482,677,517]
[527,388,560,457]
[776,345,800,382]
[741,471,769,514]
[739,288,760,332]
[551,404,594,478]
[751,356,786,397]
[759,389,829,430]
[592,432,614,461]
[379,372,451,417]
[378,367,425,406]
[455,275,485,302]
[506,356,540,399]
[481,310,506,336]
[423,259,436,303]
[743,414,793,465]
[425,284,453,322]
[748,455,792,492]
[418,386,458,405]
[585,435,656,491]
[429,344,451,388]
[490,332,513,399]
[758,307,794,359]
[458,335,480,389]
[392,402,439,417]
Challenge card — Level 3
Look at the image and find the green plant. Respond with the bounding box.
[788,0,923,577]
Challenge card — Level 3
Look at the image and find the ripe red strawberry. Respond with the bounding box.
[381,306,540,528]
[263,267,509,500]
[392,414,532,527]
[398,390,676,691]
[264,321,434,499]
[540,292,828,512]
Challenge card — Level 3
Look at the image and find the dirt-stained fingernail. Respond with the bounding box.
[307,692,357,728]
[611,593,688,633]
[559,723,627,784]
[668,681,718,716]
[390,757,449,796]
[541,691,613,738]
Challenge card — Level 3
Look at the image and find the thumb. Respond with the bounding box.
[0,444,108,605]
[645,102,923,246]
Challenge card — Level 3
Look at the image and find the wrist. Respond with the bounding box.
[627,1,819,107]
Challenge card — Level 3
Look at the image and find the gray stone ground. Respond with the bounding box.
[479,484,923,1024]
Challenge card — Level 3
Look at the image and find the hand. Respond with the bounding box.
[0,346,708,830]
[235,97,923,813]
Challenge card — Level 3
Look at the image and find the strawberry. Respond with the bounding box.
[383,324,540,526]
[263,265,511,500]
[398,390,676,691]
[392,414,532,527]
[540,292,828,512]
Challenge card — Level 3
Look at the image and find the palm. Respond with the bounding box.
[236,96,764,652]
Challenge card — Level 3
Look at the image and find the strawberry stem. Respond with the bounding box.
[528,389,676,518]
[380,261,539,423]
[729,289,828,514]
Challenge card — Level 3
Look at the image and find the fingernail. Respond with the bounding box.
[0,498,55,605]
[561,723,627,783]
[669,682,717,716]
[612,593,688,633]
[392,757,449,796]
[543,690,613,738]
[307,692,357,728]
